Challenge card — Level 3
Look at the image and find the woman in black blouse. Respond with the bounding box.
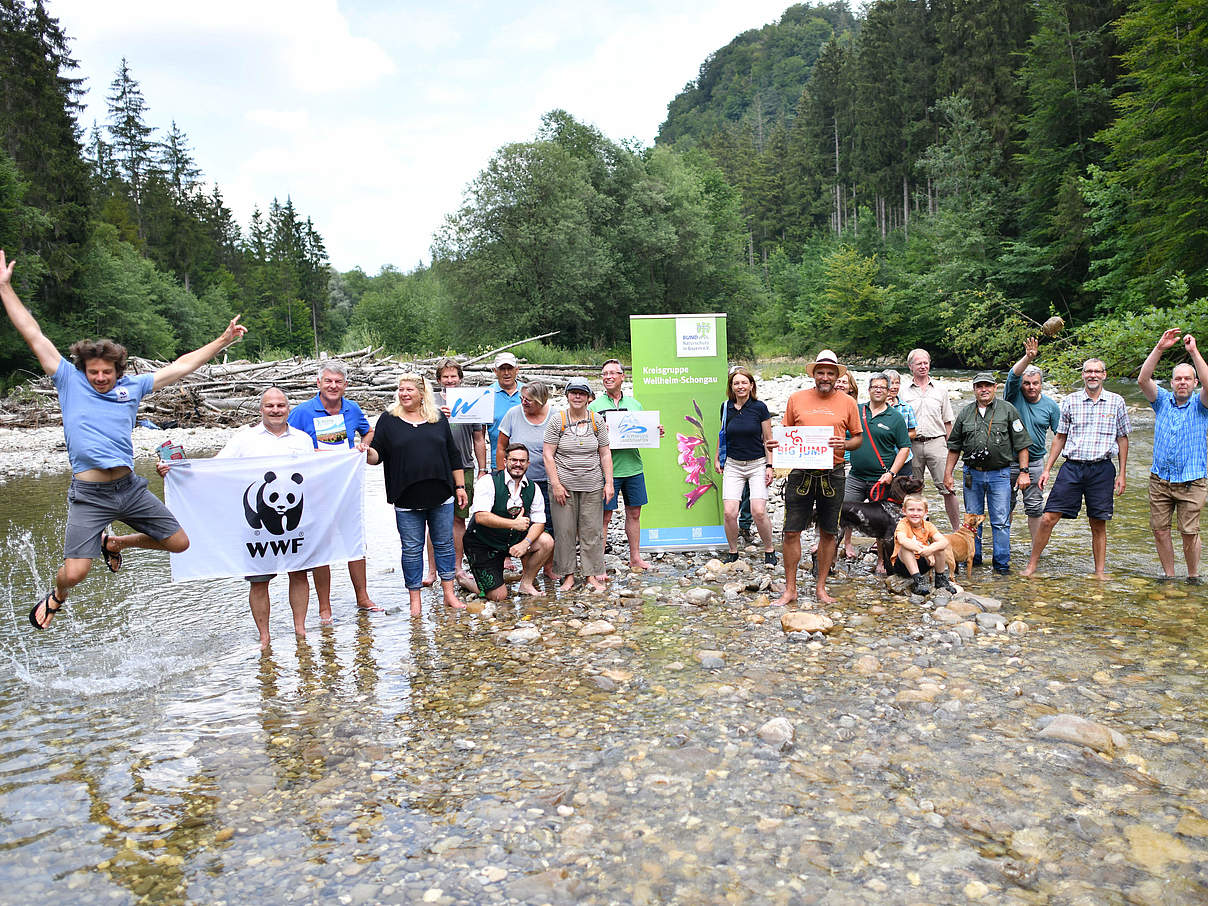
[368,372,467,616]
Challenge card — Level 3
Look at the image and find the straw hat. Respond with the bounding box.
[804,349,848,379]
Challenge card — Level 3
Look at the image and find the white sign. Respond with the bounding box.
[444,387,493,424]
[772,426,834,470]
[676,316,717,357]
[604,409,661,449]
[165,451,366,581]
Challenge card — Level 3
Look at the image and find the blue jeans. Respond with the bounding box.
[395,502,456,589]
[964,466,1012,571]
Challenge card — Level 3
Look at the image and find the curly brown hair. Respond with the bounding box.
[69,339,128,376]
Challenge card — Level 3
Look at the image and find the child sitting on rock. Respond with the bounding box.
[892,494,957,596]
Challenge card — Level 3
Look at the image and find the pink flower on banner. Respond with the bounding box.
[678,400,718,509]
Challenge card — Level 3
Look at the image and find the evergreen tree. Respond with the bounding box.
[105,57,158,241]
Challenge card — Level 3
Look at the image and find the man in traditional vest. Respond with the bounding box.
[463,443,553,600]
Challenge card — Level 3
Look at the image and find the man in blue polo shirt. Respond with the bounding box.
[1138,329,1208,583]
[488,352,524,470]
[1004,338,1061,545]
[288,361,380,611]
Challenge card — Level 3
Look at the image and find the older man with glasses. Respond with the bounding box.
[1021,358,1131,580]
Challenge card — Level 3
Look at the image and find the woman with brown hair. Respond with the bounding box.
[714,367,776,565]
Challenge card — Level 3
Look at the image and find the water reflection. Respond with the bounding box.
[1,390,1207,902]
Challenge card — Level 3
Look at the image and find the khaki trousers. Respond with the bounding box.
[550,488,605,576]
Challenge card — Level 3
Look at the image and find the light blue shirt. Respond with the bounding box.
[1004,370,1061,459]
[1150,387,1208,483]
[488,380,524,464]
[54,358,155,473]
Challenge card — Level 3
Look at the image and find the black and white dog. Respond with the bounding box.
[840,474,924,568]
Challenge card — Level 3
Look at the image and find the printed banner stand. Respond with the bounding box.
[631,314,727,551]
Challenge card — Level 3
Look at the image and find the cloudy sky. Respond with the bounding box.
[52,0,792,273]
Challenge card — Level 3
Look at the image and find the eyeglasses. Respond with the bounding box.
[1082,368,1105,374]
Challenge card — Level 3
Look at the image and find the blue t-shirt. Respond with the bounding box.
[1150,387,1208,483]
[1004,370,1061,459]
[54,358,155,473]
[488,380,524,463]
[287,394,371,450]
[721,398,771,461]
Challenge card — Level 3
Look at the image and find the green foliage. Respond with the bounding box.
[945,289,1034,368]
[507,341,629,367]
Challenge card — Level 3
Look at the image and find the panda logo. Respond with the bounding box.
[243,471,304,535]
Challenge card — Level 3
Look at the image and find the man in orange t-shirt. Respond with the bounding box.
[775,350,862,606]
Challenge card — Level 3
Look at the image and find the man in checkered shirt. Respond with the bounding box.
[1021,358,1131,579]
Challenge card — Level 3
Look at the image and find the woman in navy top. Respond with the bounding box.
[713,367,776,565]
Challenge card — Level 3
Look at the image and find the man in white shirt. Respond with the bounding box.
[160,387,327,648]
[463,444,552,600]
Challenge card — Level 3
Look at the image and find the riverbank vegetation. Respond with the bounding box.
[2,0,1205,384]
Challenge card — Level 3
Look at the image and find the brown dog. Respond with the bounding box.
[944,513,985,576]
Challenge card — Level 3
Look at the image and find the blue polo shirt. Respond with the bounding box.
[720,398,771,461]
[488,380,524,463]
[54,358,155,473]
[287,393,371,450]
[1150,387,1208,482]
[1004,370,1061,460]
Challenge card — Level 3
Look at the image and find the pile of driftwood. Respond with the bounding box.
[0,331,611,428]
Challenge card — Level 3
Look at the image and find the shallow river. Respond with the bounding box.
[1,381,1206,905]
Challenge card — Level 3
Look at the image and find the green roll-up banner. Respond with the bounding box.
[630,314,728,550]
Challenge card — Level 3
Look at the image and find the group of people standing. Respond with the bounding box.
[4,242,1206,646]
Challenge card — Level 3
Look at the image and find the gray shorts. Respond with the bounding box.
[1011,460,1046,517]
[64,472,182,559]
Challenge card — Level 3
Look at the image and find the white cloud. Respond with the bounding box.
[244,109,311,132]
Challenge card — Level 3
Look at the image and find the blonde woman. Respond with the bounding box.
[367,373,467,616]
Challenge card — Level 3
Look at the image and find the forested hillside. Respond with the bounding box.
[3,0,1206,382]
[0,0,343,380]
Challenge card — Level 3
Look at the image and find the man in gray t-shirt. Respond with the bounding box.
[435,359,488,588]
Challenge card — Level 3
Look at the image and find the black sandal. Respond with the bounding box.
[100,531,122,573]
[29,590,64,630]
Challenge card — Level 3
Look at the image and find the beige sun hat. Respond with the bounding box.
[804,349,848,379]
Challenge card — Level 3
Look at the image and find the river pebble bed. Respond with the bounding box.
[1,373,1206,904]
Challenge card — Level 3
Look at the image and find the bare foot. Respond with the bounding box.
[518,583,542,596]
[629,556,651,571]
[772,591,796,607]
[444,591,467,609]
[815,585,837,604]
[559,575,576,592]
[843,547,857,560]
[543,565,556,580]
[587,577,607,592]
[410,602,422,617]
[457,572,479,593]
[319,604,333,624]
[259,637,271,651]
[1020,564,1037,578]
[422,573,437,588]
[294,626,307,639]
[1091,572,1107,581]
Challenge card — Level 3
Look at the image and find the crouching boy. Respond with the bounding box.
[892,494,957,596]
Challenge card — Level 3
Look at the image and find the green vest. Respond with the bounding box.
[467,473,537,552]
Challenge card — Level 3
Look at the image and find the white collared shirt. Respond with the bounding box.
[217,423,317,459]
[469,472,546,525]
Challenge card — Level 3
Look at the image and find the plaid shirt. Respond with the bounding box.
[891,399,918,431]
[1058,388,1131,461]
[1150,388,1208,482]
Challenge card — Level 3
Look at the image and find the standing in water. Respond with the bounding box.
[0,250,248,630]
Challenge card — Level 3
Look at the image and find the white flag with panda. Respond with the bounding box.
[164,451,366,582]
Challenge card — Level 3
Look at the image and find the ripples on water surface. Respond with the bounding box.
[1,399,1207,904]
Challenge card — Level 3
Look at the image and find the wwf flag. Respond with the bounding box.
[164,451,366,582]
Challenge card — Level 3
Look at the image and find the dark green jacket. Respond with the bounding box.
[947,398,1032,470]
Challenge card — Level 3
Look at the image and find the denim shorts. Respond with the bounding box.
[64,472,181,559]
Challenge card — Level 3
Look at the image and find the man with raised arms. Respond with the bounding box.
[0,250,247,630]
[775,350,862,606]
[1137,329,1208,583]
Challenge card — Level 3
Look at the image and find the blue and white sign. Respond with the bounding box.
[445,387,493,424]
[604,409,661,449]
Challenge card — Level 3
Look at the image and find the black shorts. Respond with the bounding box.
[784,466,845,536]
[1045,459,1116,521]
[464,534,506,597]
[892,555,932,577]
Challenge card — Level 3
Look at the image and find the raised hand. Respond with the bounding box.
[1023,336,1039,359]
[1185,334,1199,355]
[1157,327,1183,351]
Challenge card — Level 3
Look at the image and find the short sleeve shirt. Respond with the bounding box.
[899,380,954,438]
[1057,389,1131,461]
[488,380,524,463]
[782,389,861,468]
[893,517,944,562]
[287,394,371,451]
[1150,388,1208,482]
[1003,371,1061,459]
[544,410,610,492]
[947,398,1032,470]
[498,405,553,482]
[217,423,316,459]
[720,398,772,461]
[435,389,484,471]
[850,404,910,482]
[590,392,645,478]
[54,359,155,473]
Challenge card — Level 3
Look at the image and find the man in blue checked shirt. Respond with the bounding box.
[1022,357,1131,580]
[1137,329,1208,584]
